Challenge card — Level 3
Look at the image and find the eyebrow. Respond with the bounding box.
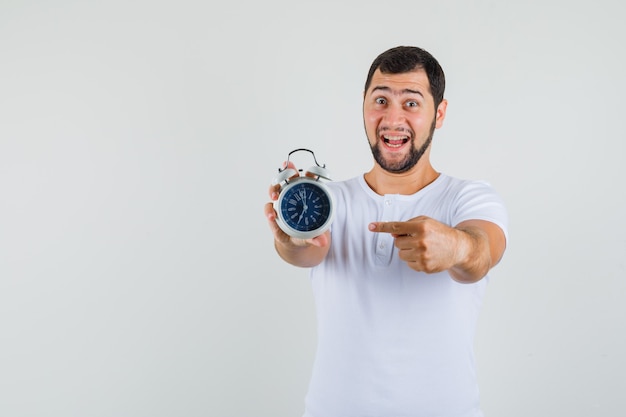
[371,85,424,98]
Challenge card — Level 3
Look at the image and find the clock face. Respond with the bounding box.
[276,178,334,239]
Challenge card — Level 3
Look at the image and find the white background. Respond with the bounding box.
[1,1,624,416]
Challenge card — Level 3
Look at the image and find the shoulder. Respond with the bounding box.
[436,174,502,202]
[326,175,367,198]
[436,174,508,236]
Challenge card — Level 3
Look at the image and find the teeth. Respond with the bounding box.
[383,135,409,148]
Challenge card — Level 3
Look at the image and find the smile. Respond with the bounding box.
[383,135,409,148]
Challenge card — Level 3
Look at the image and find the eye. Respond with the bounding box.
[406,100,419,108]
[375,97,387,105]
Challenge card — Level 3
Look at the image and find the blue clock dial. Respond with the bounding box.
[278,180,333,234]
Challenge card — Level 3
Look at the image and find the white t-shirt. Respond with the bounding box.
[303,174,509,417]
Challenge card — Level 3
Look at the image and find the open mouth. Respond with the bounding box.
[383,135,409,148]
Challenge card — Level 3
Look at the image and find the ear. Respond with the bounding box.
[435,99,448,129]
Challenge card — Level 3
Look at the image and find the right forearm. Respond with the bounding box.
[274,232,330,268]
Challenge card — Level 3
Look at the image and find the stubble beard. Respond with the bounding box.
[369,118,436,174]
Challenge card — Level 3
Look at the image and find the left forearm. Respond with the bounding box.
[449,226,492,283]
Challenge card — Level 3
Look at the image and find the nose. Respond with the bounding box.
[382,103,405,128]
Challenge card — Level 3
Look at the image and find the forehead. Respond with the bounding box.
[367,68,432,99]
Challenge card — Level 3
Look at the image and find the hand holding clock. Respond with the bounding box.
[265,161,330,250]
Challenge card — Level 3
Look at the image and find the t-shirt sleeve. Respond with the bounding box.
[451,180,509,242]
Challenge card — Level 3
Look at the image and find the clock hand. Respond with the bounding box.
[297,200,307,224]
[300,190,309,218]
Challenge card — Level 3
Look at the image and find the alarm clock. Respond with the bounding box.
[273,148,335,239]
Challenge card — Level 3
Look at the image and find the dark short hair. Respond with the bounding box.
[364,46,446,109]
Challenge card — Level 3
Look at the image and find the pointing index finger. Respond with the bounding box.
[369,221,406,234]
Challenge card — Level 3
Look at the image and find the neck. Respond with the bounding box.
[364,162,439,195]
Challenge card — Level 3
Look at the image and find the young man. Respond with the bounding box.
[265,45,508,417]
